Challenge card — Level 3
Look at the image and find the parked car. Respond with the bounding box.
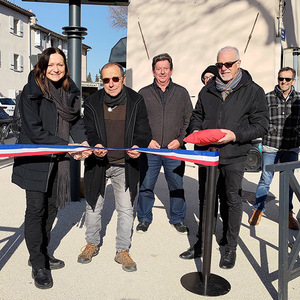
[0,97,16,117]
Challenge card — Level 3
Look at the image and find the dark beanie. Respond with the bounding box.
[201,65,218,84]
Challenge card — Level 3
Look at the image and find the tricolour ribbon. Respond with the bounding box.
[0,144,219,166]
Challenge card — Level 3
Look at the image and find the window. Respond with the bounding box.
[10,53,23,72]
[35,30,41,47]
[9,16,23,37]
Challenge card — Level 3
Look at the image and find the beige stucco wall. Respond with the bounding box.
[126,0,286,103]
[0,5,31,97]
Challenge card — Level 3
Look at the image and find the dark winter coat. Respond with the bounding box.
[12,71,86,192]
[189,69,269,165]
[83,86,152,209]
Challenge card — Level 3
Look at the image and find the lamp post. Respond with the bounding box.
[63,0,87,201]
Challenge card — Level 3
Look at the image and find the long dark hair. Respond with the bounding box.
[34,47,70,96]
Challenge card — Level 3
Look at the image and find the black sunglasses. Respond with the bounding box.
[102,77,121,84]
[278,77,293,82]
[215,59,239,69]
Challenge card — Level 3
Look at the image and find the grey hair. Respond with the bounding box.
[217,46,240,61]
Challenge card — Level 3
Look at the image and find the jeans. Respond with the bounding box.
[137,153,186,224]
[25,165,58,269]
[85,165,134,252]
[254,151,299,212]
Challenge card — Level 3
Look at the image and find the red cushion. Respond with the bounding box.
[184,129,226,145]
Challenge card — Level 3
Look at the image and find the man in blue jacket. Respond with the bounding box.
[180,46,268,269]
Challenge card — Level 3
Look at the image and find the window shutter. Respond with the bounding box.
[18,20,24,37]
[35,30,41,47]
[10,53,14,70]
[9,16,14,33]
[18,55,24,72]
[58,39,62,49]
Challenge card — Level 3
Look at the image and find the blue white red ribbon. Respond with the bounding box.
[0,144,219,166]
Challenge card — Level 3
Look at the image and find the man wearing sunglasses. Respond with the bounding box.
[136,53,193,235]
[78,63,152,272]
[182,46,268,269]
[249,67,300,230]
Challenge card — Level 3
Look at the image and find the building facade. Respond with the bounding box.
[0,0,34,98]
[126,0,300,103]
[0,0,91,99]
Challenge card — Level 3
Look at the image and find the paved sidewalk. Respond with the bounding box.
[0,158,299,300]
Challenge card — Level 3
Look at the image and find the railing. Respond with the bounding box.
[266,160,300,300]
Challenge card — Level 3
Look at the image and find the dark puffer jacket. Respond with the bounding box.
[12,71,86,192]
[189,69,269,165]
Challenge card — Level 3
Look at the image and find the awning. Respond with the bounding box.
[109,37,127,68]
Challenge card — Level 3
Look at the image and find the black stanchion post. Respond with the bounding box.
[181,148,231,296]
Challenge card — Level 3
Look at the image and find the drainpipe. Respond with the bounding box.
[275,1,285,81]
[293,48,299,91]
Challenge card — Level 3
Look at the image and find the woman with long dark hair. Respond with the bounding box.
[12,47,91,289]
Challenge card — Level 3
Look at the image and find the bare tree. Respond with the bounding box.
[108,6,128,30]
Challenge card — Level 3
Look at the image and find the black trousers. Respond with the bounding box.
[198,161,245,251]
[24,165,58,269]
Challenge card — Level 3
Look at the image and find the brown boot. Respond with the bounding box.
[289,212,299,230]
[77,243,99,264]
[249,209,263,225]
[115,250,137,272]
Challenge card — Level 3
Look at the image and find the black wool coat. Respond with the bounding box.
[189,69,269,165]
[83,86,152,210]
[12,71,86,192]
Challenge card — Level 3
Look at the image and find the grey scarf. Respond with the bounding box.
[48,79,80,208]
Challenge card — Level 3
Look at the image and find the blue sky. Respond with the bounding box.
[13,0,127,81]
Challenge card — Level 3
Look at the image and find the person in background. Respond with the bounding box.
[180,46,268,269]
[249,67,300,230]
[78,63,151,272]
[201,65,218,85]
[136,53,193,234]
[12,47,91,289]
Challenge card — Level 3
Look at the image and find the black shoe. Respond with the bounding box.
[219,249,236,269]
[172,222,189,235]
[32,268,53,289]
[28,256,65,270]
[219,236,228,246]
[136,221,150,233]
[46,256,65,270]
[179,245,202,259]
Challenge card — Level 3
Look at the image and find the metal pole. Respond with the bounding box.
[202,162,218,290]
[63,0,87,201]
[181,148,230,296]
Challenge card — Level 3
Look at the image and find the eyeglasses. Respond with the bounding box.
[278,77,294,82]
[215,59,239,69]
[102,77,121,84]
